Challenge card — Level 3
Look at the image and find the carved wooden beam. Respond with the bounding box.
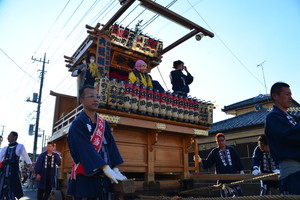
[184,135,194,153]
[148,130,160,152]
[139,0,214,37]
[110,123,118,134]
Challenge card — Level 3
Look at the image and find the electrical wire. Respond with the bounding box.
[125,5,147,28]
[141,0,177,31]
[118,2,140,25]
[156,65,169,91]
[45,0,85,53]
[93,1,119,25]
[33,0,71,56]
[89,0,115,25]
[47,1,117,68]
[0,47,41,84]
[186,0,264,86]
[30,0,113,104]
[14,0,73,110]
[65,0,101,40]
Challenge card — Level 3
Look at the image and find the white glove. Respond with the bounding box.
[252,169,260,175]
[113,168,127,181]
[240,170,245,174]
[272,169,280,173]
[103,165,119,184]
[193,155,202,163]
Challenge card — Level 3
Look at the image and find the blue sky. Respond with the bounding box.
[0,0,299,152]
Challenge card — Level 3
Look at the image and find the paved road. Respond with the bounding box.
[20,184,64,200]
[20,185,37,200]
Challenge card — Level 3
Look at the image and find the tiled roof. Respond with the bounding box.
[288,107,300,118]
[209,107,300,134]
[222,94,271,112]
[209,108,268,134]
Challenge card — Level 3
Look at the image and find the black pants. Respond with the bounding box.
[221,185,243,197]
[37,187,52,200]
[280,170,300,195]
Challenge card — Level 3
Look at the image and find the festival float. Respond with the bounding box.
[50,0,216,198]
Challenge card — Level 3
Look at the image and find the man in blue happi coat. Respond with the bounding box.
[34,141,61,200]
[67,85,127,199]
[252,134,280,195]
[265,82,300,195]
[0,131,32,199]
[198,133,244,197]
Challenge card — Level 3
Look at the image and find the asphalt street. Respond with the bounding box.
[20,184,37,200]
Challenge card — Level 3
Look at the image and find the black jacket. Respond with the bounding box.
[170,70,193,93]
[265,105,300,162]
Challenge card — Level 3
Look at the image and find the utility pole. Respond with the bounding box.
[41,130,45,153]
[0,125,4,137]
[31,53,49,162]
[257,61,267,94]
[0,125,4,148]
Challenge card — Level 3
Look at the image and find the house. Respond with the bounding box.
[191,94,300,195]
[198,94,300,171]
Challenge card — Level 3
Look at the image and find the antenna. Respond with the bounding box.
[257,61,267,94]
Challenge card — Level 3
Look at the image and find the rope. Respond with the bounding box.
[137,173,296,200]
[180,172,280,197]
[137,195,300,200]
[156,65,169,91]
[225,172,280,188]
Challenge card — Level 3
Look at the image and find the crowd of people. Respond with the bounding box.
[0,54,299,199]
[196,82,300,197]
[0,131,61,199]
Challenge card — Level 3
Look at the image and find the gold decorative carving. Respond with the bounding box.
[193,129,208,136]
[99,114,120,124]
[156,123,166,130]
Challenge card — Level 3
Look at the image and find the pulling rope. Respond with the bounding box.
[179,172,280,197]
[225,172,280,188]
[137,195,300,200]
[135,173,299,200]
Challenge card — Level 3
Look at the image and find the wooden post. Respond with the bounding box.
[194,137,199,173]
[145,130,159,181]
[183,135,193,179]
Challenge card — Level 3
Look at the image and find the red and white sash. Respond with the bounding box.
[71,114,105,179]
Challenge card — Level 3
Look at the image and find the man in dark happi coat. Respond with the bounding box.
[198,133,244,197]
[67,85,126,199]
[34,141,61,200]
[265,82,300,195]
[252,135,280,195]
[0,131,32,199]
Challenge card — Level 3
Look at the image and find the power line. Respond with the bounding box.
[118,2,140,25]
[65,0,101,40]
[141,0,177,31]
[94,1,119,25]
[34,0,72,56]
[45,0,85,53]
[89,0,115,25]
[0,48,39,82]
[186,0,264,86]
